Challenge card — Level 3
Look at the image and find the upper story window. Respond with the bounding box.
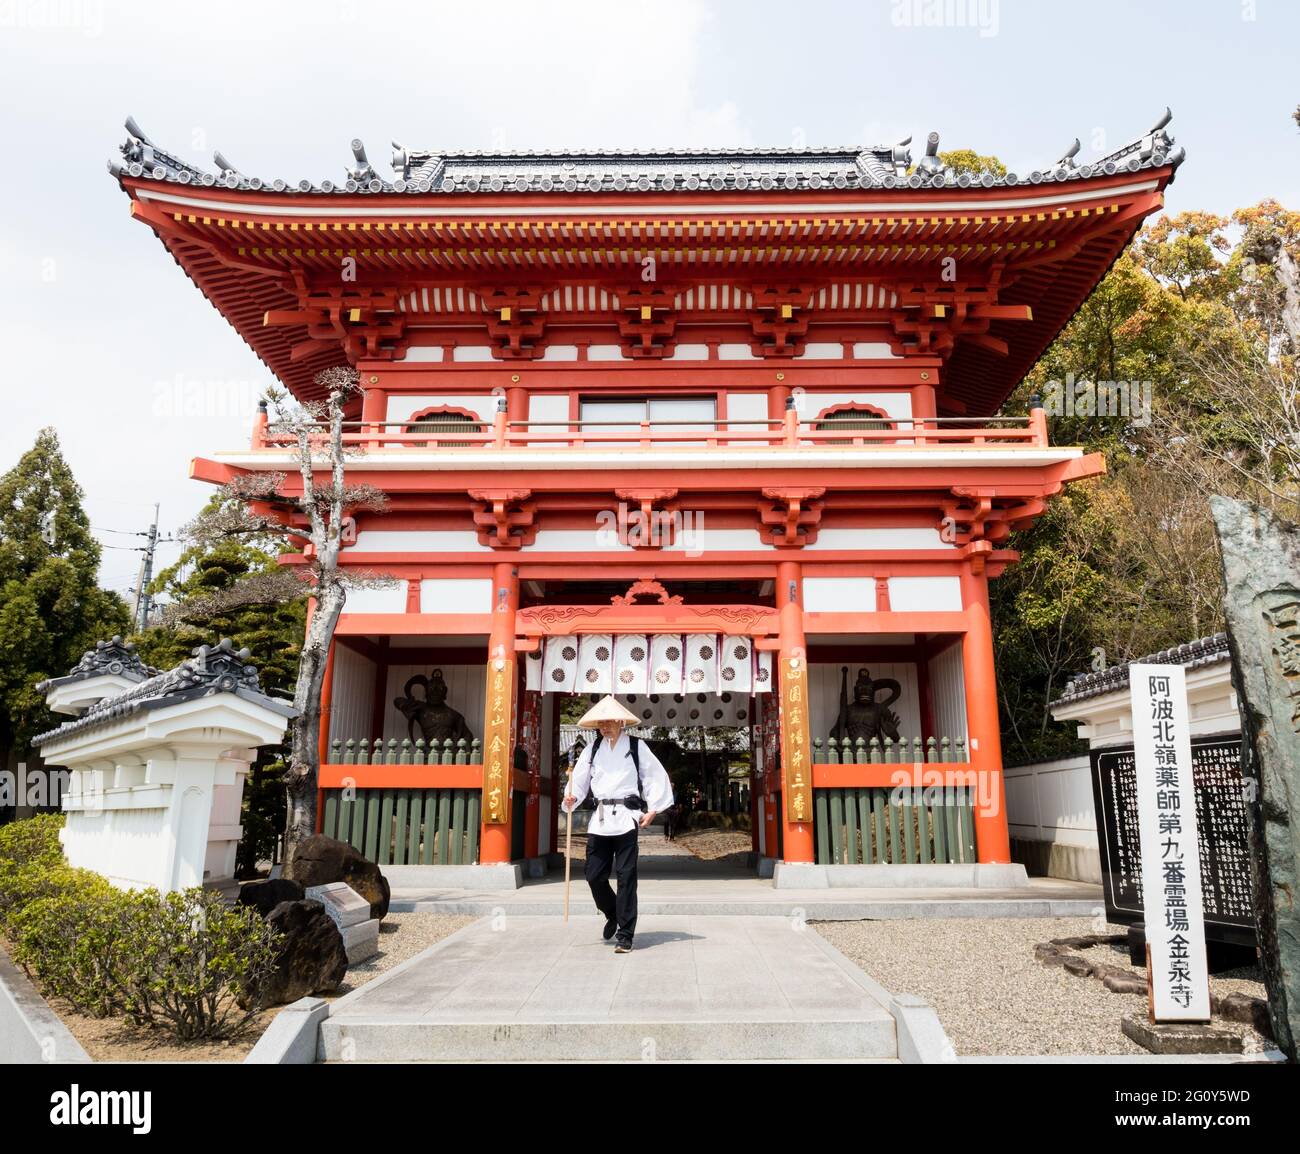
[405,408,485,448]
[812,403,894,444]
[580,396,717,439]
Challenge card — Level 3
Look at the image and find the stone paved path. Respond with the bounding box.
[320,912,899,1062]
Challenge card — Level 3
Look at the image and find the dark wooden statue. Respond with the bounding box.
[393,668,474,745]
[833,666,902,745]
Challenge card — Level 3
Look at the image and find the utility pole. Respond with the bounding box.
[131,504,160,631]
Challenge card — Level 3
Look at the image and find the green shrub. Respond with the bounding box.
[0,813,66,870]
[8,869,282,1041]
[113,888,282,1040]
[0,862,107,931]
[10,880,135,1018]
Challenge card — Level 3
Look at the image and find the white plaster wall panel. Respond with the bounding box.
[396,346,445,362]
[667,343,710,360]
[382,664,486,744]
[451,346,494,362]
[533,529,635,553]
[328,645,377,745]
[351,530,489,553]
[803,577,877,613]
[853,342,901,359]
[889,575,962,612]
[793,391,913,422]
[540,344,579,361]
[797,343,848,359]
[614,634,650,693]
[1004,755,1096,848]
[419,578,493,614]
[587,345,624,361]
[808,662,921,743]
[340,585,407,614]
[928,644,968,744]
[661,528,773,552]
[726,392,770,435]
[526,393,571,447]
[802,527,954,551]
[718,343,758,360]
[386,394,496,424]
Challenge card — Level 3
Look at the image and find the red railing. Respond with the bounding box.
[252,410,1050,451]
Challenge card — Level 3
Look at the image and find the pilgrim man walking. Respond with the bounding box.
[561,695,674,952]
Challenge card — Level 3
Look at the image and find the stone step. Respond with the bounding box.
[319,1013,897,1062]
[318,914,902,1062]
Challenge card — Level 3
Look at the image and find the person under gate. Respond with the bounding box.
[560,695,674,952]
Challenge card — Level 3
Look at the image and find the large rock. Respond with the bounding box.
[283,836,390,920]
[246,899,348,1009]
[237,877,305,918]
[1210,496,1300,1061]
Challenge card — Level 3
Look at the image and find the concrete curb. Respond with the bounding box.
[384,863,523,889]
[800,927,956,1063]
[244,996,330,1064]
[389,897,1100,918]
[0,944,92,1064]
[772,862,1031,889]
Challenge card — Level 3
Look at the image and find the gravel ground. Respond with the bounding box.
[813,916,1273,1057]
[47,911,478,1063]
[674,828,753,864]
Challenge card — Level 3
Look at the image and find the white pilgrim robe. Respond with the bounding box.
[561,731,675,836]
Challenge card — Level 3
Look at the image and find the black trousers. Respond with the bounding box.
[584,825,638,943]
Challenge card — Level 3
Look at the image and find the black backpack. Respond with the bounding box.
[589,731,645,809]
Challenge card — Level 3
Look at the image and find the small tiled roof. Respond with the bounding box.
[34,638,294,747]
[109,113,1183,196]
[35,635,158,693]
[1051,633,1231,708]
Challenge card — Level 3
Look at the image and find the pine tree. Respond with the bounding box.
[0,428,130,763]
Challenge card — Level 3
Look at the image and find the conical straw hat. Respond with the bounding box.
[577,694,640,728]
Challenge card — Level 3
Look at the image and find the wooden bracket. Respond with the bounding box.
[760,486,825,546]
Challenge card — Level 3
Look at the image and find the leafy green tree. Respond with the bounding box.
[0,429,130,773]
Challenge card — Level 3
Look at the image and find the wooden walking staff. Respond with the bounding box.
[563,746,576,921]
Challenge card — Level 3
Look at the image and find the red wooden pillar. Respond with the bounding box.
[959,558,1011,863]
[479,562,520,864]
[776,560,815,863]
[360,376,386,449]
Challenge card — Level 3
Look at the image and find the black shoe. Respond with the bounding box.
[614,939,633,953]
[602,916,617,941]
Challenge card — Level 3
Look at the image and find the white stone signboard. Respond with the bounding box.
[1129,663,1210,1021]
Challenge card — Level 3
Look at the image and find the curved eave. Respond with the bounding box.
[117,165,1176,410]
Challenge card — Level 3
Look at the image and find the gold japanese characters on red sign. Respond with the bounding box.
[780,655,813,823]
[483,659,514,824]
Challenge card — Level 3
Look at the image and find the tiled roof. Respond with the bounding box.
[109,113,1183,196]
[1052,633,1232,708]
[34,638,294,748]
[35,635,158,693]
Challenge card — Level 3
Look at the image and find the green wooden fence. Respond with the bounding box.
[321,787,481,865]
[813,785,977,865]
[813,734,968,763]
[329,737,482,765]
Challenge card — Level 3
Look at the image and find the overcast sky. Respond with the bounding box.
[1,0,1296,599]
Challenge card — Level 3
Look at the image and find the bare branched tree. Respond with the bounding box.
[184,365,391,863]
